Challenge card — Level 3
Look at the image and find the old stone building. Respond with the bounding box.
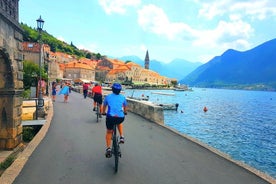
[22,42,50,66]
[0,0,24,149]
[61,60,96,82]
[22,41,62,82]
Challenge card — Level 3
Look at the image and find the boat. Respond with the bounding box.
[156,103,179,110]
[173,88,186,91]
[127,96,149,101]
[151,92,175,96]
[128,90,149,101]
[173,84,193,91]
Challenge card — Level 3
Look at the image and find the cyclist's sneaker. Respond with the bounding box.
[105,147,112,158]
[93,107,96,111]
[119,136,125,144]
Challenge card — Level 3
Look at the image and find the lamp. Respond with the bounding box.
[36,15,44,31]
[36,15,44,108]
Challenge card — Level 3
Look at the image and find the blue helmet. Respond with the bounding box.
[112,83,122,90]
[112,83,122,94]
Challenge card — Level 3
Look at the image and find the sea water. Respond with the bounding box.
[124,88,276,178]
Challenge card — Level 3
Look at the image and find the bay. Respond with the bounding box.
[125,88,276,179]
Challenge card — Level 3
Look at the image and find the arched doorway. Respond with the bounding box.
[0,49,23,150]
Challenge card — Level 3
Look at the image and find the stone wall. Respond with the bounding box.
[0,0,24,150]
[21,98,50,121]
[126,98,164,125]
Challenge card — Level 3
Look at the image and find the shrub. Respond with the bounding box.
[0,155,16,170]
[23,126,35,142]
[21,89,31,99]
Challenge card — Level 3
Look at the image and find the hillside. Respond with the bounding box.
[180,38,276,91]
[20,23,103,60]
[119,56,201,80]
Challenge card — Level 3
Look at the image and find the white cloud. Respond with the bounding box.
[139,44,147,53]
[138,4,193,40]
[198,0,227,20]
[137,3,253,52]
[99,0,141,14]
[78,43,99,53]
[231,1,276,20]
[193,18,253,51]
[57,36,65,42]
[198,0,276,20]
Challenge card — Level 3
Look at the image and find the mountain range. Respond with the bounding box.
[118,56,202,80]
[114,38,276,91]
[180,38,276,91]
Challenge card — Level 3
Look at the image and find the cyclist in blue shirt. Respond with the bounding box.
[102,83,127,158]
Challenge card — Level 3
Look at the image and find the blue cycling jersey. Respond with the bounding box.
[104,93,127,117]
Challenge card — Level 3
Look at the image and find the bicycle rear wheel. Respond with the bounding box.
[113,127,119,173]
[96,104,99,122]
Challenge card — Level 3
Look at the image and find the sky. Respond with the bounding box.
[19,0,276,64]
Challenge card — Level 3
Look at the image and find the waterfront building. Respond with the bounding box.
[61,60,96,82]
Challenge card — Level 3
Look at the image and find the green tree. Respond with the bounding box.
[23,60,47,90]
[23,61,39,90]
[85,52,92,59]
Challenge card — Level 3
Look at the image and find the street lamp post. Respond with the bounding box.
[37,15,44,108]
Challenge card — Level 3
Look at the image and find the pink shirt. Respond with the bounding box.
[38,80,46,87]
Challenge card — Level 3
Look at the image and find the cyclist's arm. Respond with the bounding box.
[91,88,95,97]
[123,105,127,114]
[102,104,107,115]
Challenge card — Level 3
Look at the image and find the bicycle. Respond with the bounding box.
[102,113,125,173]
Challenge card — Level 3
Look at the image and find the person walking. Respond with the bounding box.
[101,83,127,158]
[83,82,89,99]
[58,82,70,103]
[51,81,58,102]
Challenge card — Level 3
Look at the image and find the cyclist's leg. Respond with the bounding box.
[98,95,103,116]
[93,96,97,111]
[116,117,125,143]
[84,90,87,98]
[117,123,124,137]
[105,116,114,157]
[106,129,113,148]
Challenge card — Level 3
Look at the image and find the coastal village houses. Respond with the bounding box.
[22,41,172,85]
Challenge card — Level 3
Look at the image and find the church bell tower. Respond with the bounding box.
[144,50,149,69]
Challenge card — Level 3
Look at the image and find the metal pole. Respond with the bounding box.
[38,31,44,108]
[46,59,49,96]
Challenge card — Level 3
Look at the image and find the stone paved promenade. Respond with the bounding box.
[0,91,274,184]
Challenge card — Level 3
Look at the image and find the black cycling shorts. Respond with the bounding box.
[106,116,125,130]
[93,93,102,104]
